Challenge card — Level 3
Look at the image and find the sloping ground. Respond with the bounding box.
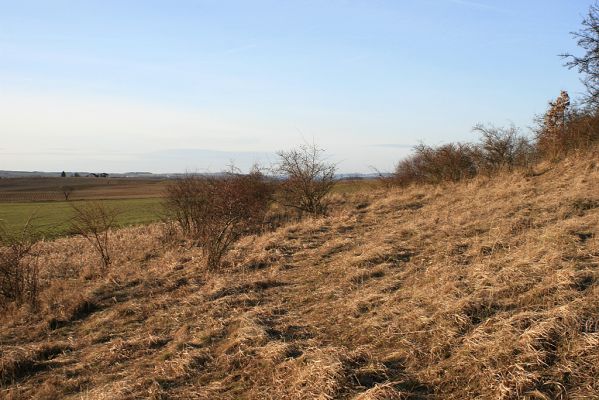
[1,152,598,399]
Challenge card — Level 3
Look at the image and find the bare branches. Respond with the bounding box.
[275,143,337,215]
[165,169,273,270]
[394,142,477,186]
[562,2,599,106]
[369,165,396,189]
[393,126,534,186]
[70,202,119,272]
[473,124,534,174]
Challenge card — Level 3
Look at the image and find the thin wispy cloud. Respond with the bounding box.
[340,53,371,65]
[221,43,258,55]
[445,0,508,13]
[0,1,584,173]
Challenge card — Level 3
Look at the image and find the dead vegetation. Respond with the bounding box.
[70,201,119,272]
[392,89,599,188]
[536,93,599,160]
[164,168,273,270]
[393,123,535,187]
[275,142,337,215]
[0,147,598,399]
[0,219,40,310]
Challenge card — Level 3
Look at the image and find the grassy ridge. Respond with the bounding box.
[0,198,164,238]
[2,152,598,399]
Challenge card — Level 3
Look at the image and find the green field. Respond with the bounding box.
[0,198,165,239]
[332,179,380,194]
[0,177,379,239]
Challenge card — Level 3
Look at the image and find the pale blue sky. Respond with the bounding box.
[0,0,589,173]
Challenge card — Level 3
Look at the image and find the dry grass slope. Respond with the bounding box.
[1,150,598,399]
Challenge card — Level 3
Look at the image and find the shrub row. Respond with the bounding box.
[165,144,338,269]
[394,124,534,186]
[394,93,599,186]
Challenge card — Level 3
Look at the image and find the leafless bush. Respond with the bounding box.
[70,202,119,272]
[165,168,273,270]
[473,123,535,174]
[164,175,200,238]
[0,219,40,309]
[275,143,337,215]
[394,142,477,186]
[370,166,396,189]
[562,108,599,150]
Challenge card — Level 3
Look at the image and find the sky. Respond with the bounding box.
[0,0,590,173]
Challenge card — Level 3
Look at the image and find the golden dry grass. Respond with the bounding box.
[1,150,598,399]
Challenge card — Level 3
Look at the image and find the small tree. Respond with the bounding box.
[536,91,578,159]
[562,2,599,106]
[275,143,337,215]
[61,185,75,201]
[70,202,119,272]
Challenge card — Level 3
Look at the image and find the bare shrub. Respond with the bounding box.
[473,123,535,174]
[0,219,40,309]
[562,108,599,150]
[165,168,273,270]
[392,151,424,187]
[275,143,337,215]
[70,202,119,272]
[163,174,204,239]
[370,166,396,189]
[394,125,536,186]
[394,142,477,186]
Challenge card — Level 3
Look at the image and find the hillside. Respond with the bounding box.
[1,151,598,399]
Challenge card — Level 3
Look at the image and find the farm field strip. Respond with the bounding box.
[0,198,164,238]
[0,177,377,237]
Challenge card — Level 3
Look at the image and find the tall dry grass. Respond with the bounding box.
[0,148,598,399]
